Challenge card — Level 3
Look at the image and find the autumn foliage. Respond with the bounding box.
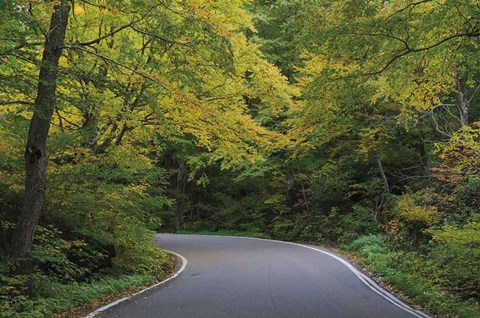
[1,0,480,317]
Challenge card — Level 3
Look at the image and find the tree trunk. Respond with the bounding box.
[376,153,390,195]
[10,1,70,256]
[455,78,469,126]
[174,161,188,229]
[285,168,296,207]
[418,135,430,177]
[374,153,390,221]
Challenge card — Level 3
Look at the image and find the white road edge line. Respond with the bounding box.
[84,234,431,318]
[83,249,188,318]
[194,234,432,318]
[294,243,431,318]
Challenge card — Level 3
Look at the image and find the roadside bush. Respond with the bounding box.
[336,205,380,243]
[343,235,396,273]
[343,235,480,317]
[385,193,439,251]
[0,134,173,317]
[299,205,379,243]
[428,217,480,300]
[0,271,155,318]
[111,218,171,276]
[456,177,480,215]
[0,221,171,318]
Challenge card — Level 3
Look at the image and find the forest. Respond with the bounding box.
[0,0,479,317]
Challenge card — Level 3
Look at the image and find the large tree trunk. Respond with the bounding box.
[11,1,70,256]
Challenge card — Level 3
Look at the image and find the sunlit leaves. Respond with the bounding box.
[434,122,480,176]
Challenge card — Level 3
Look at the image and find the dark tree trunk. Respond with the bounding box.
[418,135,430,177]
[174,161,188,229]
[10,1,70,256]
[285,168,296,207]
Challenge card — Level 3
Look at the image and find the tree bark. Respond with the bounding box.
[418,135,430,176]
[455,78,469,126]
[374,153,390,221]
[174,161,188,229]
[376,154,390,195]
[10,1,70,256]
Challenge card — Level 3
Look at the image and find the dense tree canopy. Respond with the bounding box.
[0,1,479,317]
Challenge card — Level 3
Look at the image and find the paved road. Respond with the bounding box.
[97,234,428,318]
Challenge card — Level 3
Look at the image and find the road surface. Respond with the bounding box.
[96,234,428,318]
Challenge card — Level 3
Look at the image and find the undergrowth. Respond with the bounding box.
[0,273,156,318]
[343,235,480,318]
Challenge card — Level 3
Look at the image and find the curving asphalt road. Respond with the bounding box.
[96,234,429,318]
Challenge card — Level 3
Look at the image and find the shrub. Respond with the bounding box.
[427,217,480,300]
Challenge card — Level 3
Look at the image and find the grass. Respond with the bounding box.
[342,235,480,318]
[1,274,157,318]
[1,249,175,318]
[384,272,480,318]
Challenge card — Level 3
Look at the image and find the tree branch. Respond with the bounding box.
[129,25,192,45]
[0,100,34,106]
[63,44,166,86]
[0,41,44,56]
[77,21,136,46]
